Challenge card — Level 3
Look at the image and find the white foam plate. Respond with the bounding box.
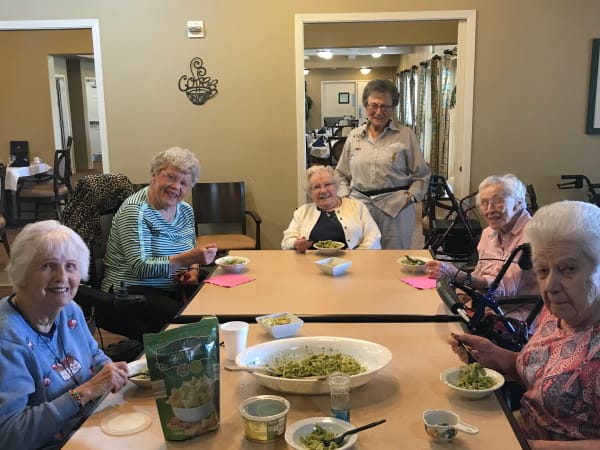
[101,411,152,436]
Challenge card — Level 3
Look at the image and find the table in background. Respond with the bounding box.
[5,162,52,225]
[63,322,524,450]
[178,250,453,322]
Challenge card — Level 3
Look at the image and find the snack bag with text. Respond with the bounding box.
[144,317,220,441]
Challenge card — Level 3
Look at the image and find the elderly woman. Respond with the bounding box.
[282,165,381,252]
[0,221,129,449]
[426,174,538,299]
[335,79,431,249]
[449,201,600,448]
[101,147,217,340]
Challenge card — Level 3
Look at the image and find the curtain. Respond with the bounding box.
[410,65,417,129]
[415,61,428,154]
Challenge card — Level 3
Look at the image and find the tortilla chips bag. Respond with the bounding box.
[143,317,220,441]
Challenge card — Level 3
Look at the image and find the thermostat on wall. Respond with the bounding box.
[187,20,205,38]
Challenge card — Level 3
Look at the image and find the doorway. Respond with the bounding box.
[294,11,477,203]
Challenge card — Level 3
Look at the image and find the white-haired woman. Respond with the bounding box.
[101,147,217,340]
[426,173,537,298]
[449,201,600,448]
[282,165,381,252]
[0,221,129,449]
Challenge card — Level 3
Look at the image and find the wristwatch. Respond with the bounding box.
[407,193,418,204]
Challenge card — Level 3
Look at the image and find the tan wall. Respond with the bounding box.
[0,29,92,165]
[2,1,600,250]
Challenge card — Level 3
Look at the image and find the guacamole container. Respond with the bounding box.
[240,395,290,442]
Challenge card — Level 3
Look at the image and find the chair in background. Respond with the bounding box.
[192,181,262,251]
[526,184,539,215]
[0,164,11,256]
[16,149,73,221]
[328,136,347,166]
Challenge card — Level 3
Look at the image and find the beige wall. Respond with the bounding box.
[0,29,92,164]
[2,1,600,250]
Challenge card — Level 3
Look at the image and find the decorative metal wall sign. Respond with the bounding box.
[178,57,219,105]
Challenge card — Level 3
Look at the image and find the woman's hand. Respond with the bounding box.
[174,268,199,284]
[293,237,313,253]
[447,333,519,379]
[77,361,130,404]
[425,260,459,279]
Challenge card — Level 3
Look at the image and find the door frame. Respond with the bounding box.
[295,10,477,203]
[0,19,109,173]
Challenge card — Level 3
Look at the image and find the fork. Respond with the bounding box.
[322,419,386,446]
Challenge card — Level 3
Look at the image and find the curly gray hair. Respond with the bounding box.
[305,165,341,193]
[7,220,90,289]
[150,147,201,185]
[362,79,400,107]
[476,173,527,208]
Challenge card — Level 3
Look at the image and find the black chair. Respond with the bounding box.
[423,175,482,263]
[0,164,11,256]
[16,149,73,221]
[329,136,347,166]
[526,184,539,215]
[192,181,262,250]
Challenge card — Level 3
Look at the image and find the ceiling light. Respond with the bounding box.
[317,49,333,60]
[378,46,387,50]
[360,67,372,75]
[304,69,310,76]
[371,52,382,59]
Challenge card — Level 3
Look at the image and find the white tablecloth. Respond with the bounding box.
[6,163,52,191]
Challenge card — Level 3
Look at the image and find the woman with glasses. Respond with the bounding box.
[336,79,431,249]
[101,147,217,341]
[426,173,537,300]
[282,165,381,252]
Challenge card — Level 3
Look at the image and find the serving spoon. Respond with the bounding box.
[223,365,328,380]
[322,419,386,446]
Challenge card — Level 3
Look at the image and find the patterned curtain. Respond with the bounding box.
[398,71,406,124]
[410,65,417,129]
[415,61,428,153]
[430,55,442,176]
[439,53,454,178]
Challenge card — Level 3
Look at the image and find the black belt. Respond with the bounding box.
[356,186,409,197]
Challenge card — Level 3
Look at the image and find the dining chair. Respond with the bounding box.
[192,181,262,250]
[16,149,73,221]
[329,136,347,166]
[0,164,11,256]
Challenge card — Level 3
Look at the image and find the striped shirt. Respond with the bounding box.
[101,187,196,292]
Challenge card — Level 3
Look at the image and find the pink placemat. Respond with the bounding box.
[401,275,437,290]
[204,274,255,288]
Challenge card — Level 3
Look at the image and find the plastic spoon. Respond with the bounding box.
[322,419,386,446]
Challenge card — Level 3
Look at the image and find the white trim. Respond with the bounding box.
[295,10,476,204]
[0,19,109,173]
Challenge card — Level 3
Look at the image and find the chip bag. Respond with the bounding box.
[143,317,220,440]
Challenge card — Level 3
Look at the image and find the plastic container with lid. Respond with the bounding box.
[240,395,290,442]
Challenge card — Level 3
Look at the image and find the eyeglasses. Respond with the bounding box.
[310,182,336,192]
[366,103,394,113]
[160,170,191,189]
[479,196,505,209]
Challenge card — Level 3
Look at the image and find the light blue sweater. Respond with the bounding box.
[0,296,110,449]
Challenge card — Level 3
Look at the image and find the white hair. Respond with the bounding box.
[524,201,600,266]
[7,220,90,289]
[304,165,340,193]
[477,173,526,207]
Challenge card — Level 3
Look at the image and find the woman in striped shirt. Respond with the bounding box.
[101,147,217,341]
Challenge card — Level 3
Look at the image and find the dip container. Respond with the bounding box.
[240,395,290,442]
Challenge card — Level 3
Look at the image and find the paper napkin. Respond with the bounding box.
[401,275,437,290]
[204,274,255,288]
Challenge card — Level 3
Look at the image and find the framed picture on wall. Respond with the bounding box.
[338,92,350,104]
[587,39,600,134]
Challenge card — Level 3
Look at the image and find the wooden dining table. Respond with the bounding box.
[63,322,525,449]
[177,250,456,322]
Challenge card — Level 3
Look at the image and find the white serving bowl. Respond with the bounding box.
[397,255,432,275]
[171,402,214,423]
[313,240,345,255]
[215,256,250,273]
[285,417,357,450]
[440,366,505,400]
[256,312,304,339]
[235,336,392,395]
[127,357,151,389]
[315,257,352,276]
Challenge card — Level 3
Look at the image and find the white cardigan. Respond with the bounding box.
[281,197,381,250]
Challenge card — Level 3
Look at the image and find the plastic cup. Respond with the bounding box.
[220,321,249,360]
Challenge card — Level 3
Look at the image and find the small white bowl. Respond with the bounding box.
[397,255,432,275]
[215,256,250,273]
[172,402,214,423]
[127,357,151,389]
[256,312,304,339]
[285,417,357,450]
[313,240,345,255]
[440,366,505,400]
[315,257,352,276]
